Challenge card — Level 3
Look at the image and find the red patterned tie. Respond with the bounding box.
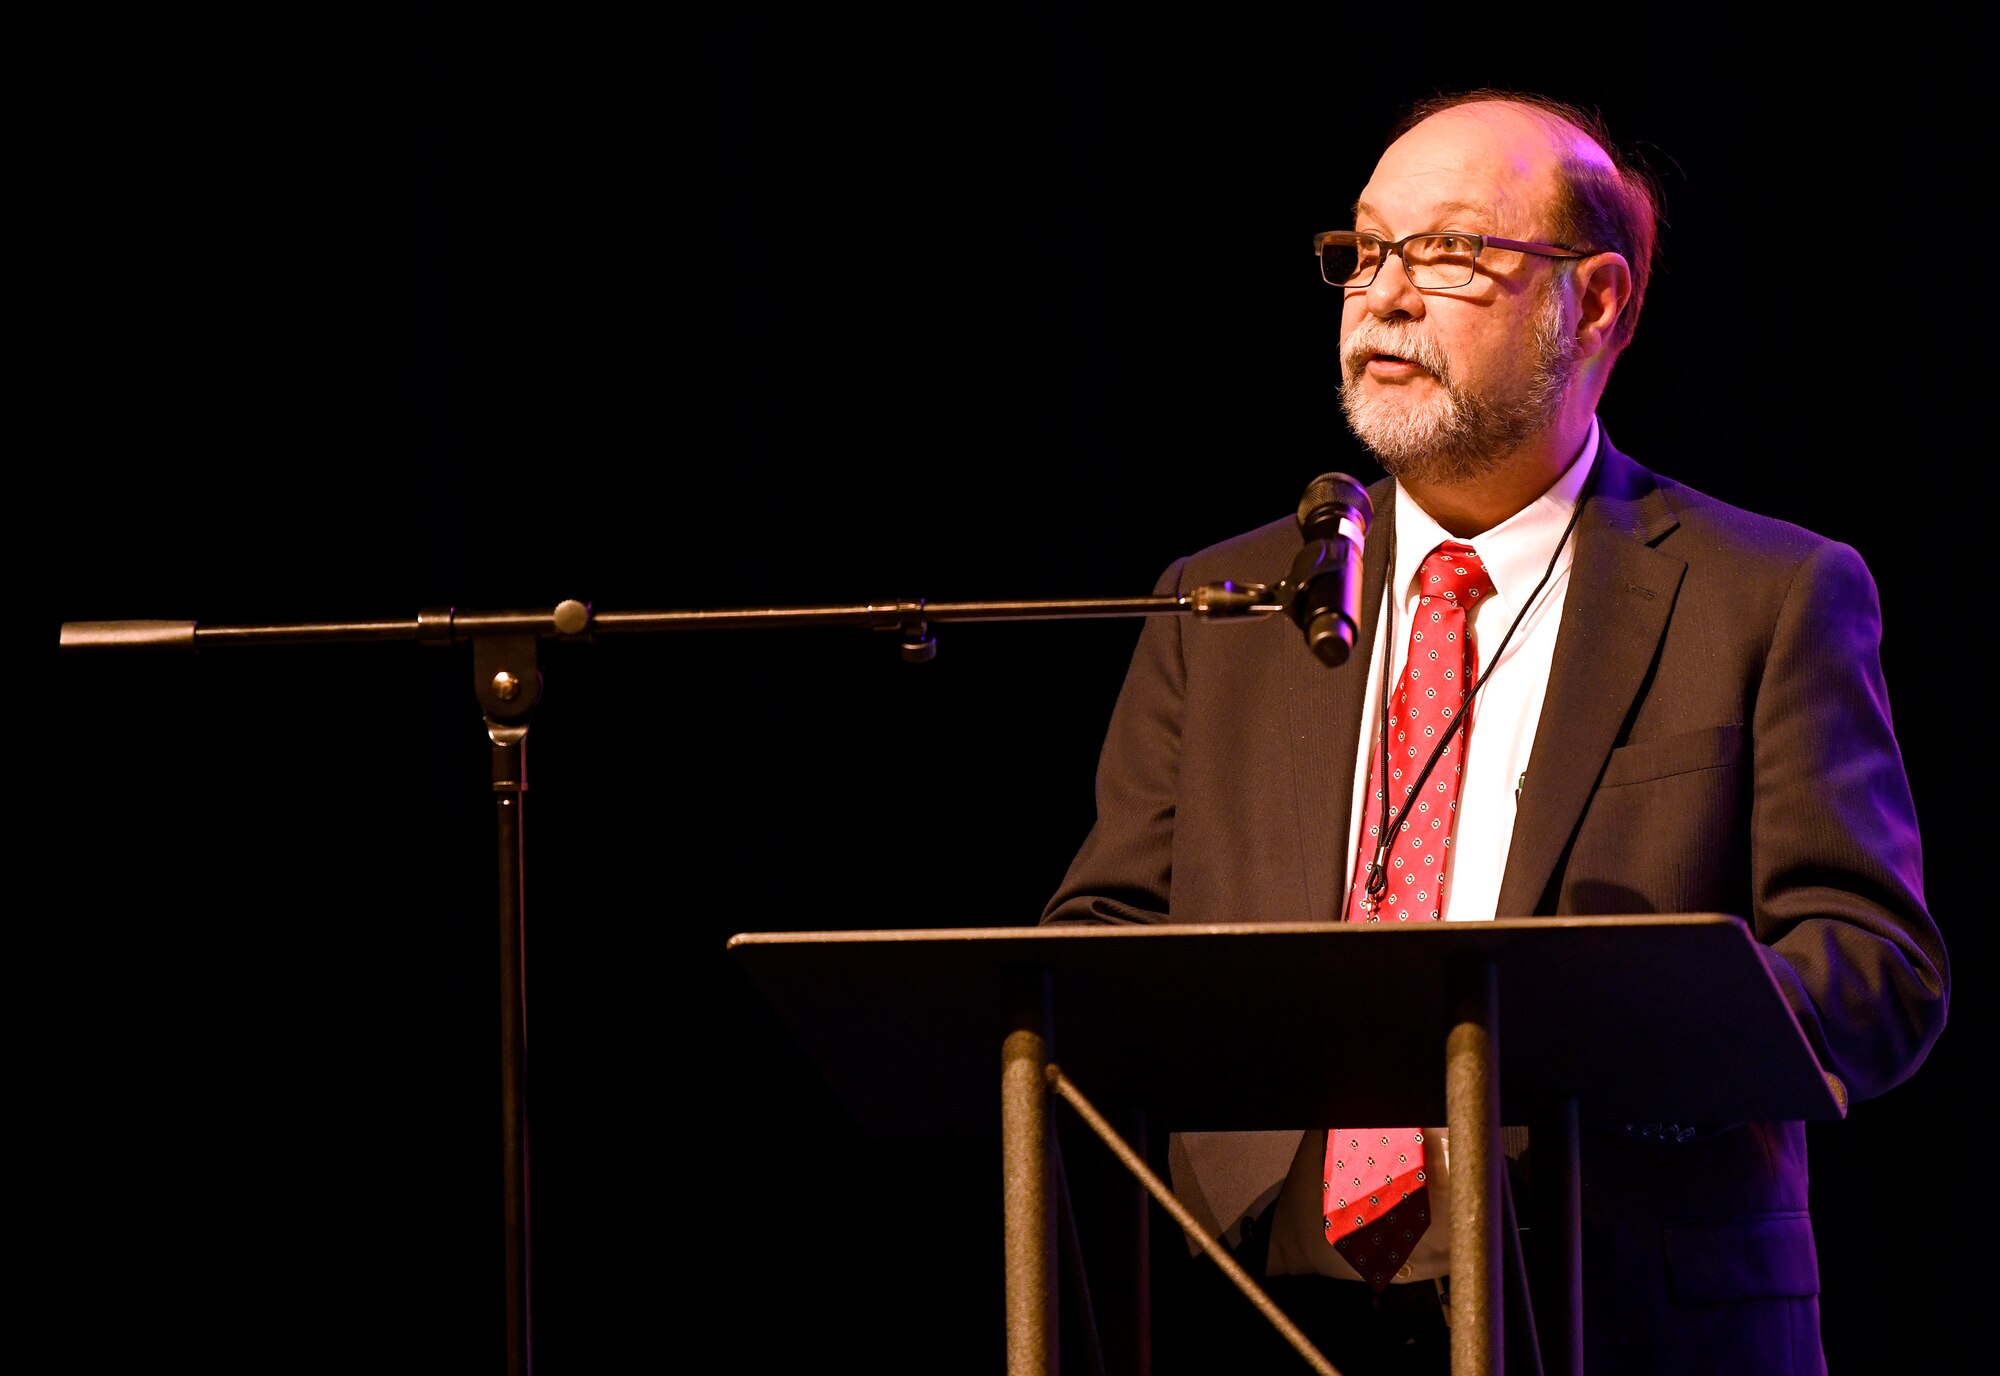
[1324,540,1494,1289]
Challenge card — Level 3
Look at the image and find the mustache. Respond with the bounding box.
[1342,325,1452,384]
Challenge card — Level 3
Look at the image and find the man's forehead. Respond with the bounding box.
[1353,196,1503,228]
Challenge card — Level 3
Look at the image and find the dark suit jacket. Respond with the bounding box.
[1042,437,1948,1374]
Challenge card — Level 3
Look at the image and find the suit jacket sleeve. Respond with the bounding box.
[1748,536,1946,1105]
[1040,556,1189,926]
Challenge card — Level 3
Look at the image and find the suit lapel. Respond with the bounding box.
[1496,443,1685,917]
[1289,480,1396,922]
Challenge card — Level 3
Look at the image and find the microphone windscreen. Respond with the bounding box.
[1296,473,1372,541]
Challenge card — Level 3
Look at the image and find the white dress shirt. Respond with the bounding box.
[1265,416,1601,1283]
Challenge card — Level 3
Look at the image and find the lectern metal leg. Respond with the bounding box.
[1054,1146,1108,1376]
[1127,1107,1151,1376]
[1446,957,1502,1376]
[1004,974,1057,1376]
[1538,1099,1583,1376]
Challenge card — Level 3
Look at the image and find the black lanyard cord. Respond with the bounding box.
[1361,463,1599,913]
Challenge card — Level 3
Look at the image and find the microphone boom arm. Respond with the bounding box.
[57,584,1292,661]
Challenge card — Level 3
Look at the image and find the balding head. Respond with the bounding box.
[1384,92,1660,357]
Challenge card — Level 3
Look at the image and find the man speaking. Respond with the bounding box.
[1043,90,1948,1376]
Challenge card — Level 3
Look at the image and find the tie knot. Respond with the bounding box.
[1418,541,1494,606]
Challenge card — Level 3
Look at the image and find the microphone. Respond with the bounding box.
[1281,472,1373,667]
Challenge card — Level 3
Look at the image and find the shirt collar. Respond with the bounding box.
[1390,413,1601,613]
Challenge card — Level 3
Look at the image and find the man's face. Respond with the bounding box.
[1336,102,1587,483]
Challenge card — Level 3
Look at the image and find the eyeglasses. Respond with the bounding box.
[1314,230,1591,290]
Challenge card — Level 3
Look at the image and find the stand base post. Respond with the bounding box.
[493,727,531,1376]
[476,634,540,1376]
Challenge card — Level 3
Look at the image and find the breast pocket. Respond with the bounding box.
[1597,724,1744,789]
[1562,724,1750,914]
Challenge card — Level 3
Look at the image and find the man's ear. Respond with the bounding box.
[1572,252,1633,361]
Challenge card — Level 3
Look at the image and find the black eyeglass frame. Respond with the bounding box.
[1313,229,1594,289]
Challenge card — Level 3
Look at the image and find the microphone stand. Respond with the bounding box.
[56,580,1293,1376]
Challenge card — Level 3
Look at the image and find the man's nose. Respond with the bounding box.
[1364,250,1425,319]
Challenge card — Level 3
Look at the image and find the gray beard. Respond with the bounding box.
[1339,282,1578,485]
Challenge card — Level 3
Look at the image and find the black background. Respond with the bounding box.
[34,5,1992,1372]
